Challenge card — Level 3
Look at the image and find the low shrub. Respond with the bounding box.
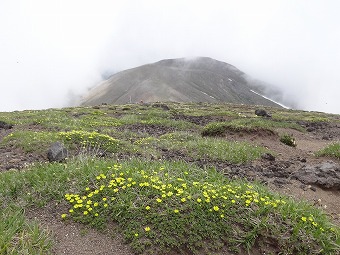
[280,134,297,147]
[316,143,340,159]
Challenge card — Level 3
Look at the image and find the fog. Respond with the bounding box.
[1,0,340,114]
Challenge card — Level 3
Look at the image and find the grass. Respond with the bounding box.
[0,102,340,254]
[280,134,297,147]
[1,131,58,153]
[0,205,52,254]
[159,132,267,163]
[58,130,121,153]
[0,159,338,254]
[202,118,304,137]
[316,143,340,159]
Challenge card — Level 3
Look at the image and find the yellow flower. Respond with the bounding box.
[213,206,219,211]
[61,214,67,219]
[174,209,179,213]
[144,226,151,232]
[145,206,151,210]
[95,213,99,217]
[197,198,202,203]
[301,216,307,222]
[83,211,88,215]
[181,197,186,203]
[156,198,162,203]
[134,233,139,237]
[231,199,236,204]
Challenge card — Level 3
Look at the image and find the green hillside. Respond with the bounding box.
[0,102,339,254]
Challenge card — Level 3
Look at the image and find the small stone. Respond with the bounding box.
[300,184,308,191]
[47,142,68,162]
[261,153,275,161]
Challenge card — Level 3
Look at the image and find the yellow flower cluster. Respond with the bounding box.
[301,214,325,232]
[58,130,119,150]
[61,164,306,235]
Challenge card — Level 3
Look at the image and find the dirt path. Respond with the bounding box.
[26,205,134,255]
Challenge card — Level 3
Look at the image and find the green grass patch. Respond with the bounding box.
[0,205,52,254]
[1,131,58,153]
[58,130,121,153]
[135,132,268,163]
[119,114,197,130]
[202,118,304,137]
[315,143,340,159]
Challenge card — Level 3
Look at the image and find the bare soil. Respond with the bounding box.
[1,117,340,255]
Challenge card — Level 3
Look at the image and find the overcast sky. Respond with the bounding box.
[1,0,340,113]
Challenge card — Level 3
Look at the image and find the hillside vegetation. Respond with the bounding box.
[0,102,339,255]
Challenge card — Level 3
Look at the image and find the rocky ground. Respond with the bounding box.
[1,114,340,255]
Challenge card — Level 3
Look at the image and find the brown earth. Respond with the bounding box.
[1,117,340,255]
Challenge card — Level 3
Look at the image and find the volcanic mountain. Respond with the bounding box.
[80,57,287,107]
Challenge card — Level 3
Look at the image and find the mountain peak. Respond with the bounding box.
[80,57,284,107]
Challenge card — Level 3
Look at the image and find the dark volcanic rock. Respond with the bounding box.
[293,162,340,189]
[261,153,275,161]
[152,103,170,110]
[255,109,271,117]
[0,121,13,129]
[47,142,68,162]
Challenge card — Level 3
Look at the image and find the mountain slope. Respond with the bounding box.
[80,57,284,107]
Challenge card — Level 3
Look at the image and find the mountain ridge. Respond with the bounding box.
[80,57,286,108]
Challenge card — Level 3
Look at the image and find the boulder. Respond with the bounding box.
[152,103,170,111]
[0,120,13,129]
[255,109,271,117]
[293,161,340,189]
[261,153,275,161]
[47,142,68,162]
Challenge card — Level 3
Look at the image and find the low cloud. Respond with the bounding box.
[1,0,340,114]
